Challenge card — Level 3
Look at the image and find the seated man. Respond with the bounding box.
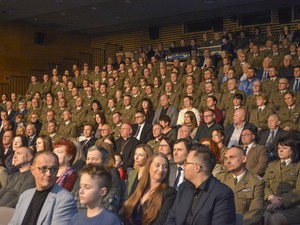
[80,124,96,158]
[165,144,236,225]
[238,67,259,96]
[57,110,78,138]
[0,147,35,207]
[147,124,164,153]
[132,111,153,144]
[239,128,269,177]
[262,66,279,96]
[25,75,41,101]
[69,164,122,225]
[9,150,78,224]
[72,146,123,214]
[216,147,265,225]
[194,109,223,142]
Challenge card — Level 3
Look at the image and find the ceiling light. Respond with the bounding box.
[125,0,130,3]
[91,7,97,10]
[53,0,63,2]
[204,0,214,3]
[61,12,65,15]
[7,9,17,13]
[113,15,122,19]
[33,18,38,21]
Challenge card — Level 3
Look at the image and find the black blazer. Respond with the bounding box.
[8,110,16,121]
[165,176,236,225]
[256,69,269,82]
[199,56,218,68]
[28,134,38,152]
[258,127,291,158]
[132,123,153,144]
[80,137,96,158]
[225,121,258,146]
[289,78,300,91]
[116,137,141,172]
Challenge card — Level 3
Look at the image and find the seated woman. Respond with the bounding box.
[102,134,117,152]
[36,135,53,152]
[94,112,107,140]
[125,144,153,200]
[28,112,42,134]
[115,89,124,111]
[68,137,86,174]
[123,79,132,96]
[177,111,198,139]
[200,138,223,176]
[159,115,177,141]
[158,137,174,161]
[153,76,163,97]
[263,138,300,225]
[13,113,25,133]
[85,100,101,127]
[122,153,176,225]
[0,146,9,189]
[53,139,78,192]
[5,135,28,174]
[249,93,273,132]
[141,98,155,125]
[212,128,227,165]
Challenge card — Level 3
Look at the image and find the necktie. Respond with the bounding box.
[134,125,141,138]
[234,177,238,185]
[29,137,32,145]
[244,146,248,155]
[262,70,266,83]
[281,161,286,170]
[295,79,299,92]
[81,140,87,149]
[258,108,261,113]
[289,108,292,113]
[174,167,183,188]
[266,131,275,152]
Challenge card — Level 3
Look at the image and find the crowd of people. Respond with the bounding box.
[0,23,300,225]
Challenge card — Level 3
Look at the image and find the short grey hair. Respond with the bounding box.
[284,55,292,60]
[264,57,273,63]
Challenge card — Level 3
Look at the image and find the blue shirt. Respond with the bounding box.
[238,78,259,96]
[69,209,122,225]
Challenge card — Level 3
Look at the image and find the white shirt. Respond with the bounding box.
[281,158,292,166]
[244,142,255,155]
[266,127,279,144]
[233,169,247,183]
[227,122,246,148]
[176,108,201,126]
[135,122,145,141]
[175,165,185,190]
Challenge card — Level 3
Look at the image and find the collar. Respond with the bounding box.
[245,142,255,150]
[289,104,296,110]
[50,133,56,137]
[259,105,266,111]
[65,121,71,125]
[233,169,247,183]
[125,106,131,110]
[281,158,292,166]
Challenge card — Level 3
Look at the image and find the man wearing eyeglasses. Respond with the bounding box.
[0,147,35,208]
[9,150,77,225]
[132,111,153,144]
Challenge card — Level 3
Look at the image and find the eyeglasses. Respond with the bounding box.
[241,133,252,137]
[13,140,21,143]
[33,166,58,174]
[159,144,169,148]
[135,116,143,119]
[203,115,213,118]
[100,129,109,132]
[184,161,201,167]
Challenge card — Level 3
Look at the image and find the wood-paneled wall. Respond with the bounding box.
[92,9,298,65]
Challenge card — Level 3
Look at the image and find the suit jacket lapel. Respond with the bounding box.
[18,188,36,224]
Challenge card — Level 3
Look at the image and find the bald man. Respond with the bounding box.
[115,123,141,172]
[225,108,258,148]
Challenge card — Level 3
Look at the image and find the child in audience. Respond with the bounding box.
[69,164,122,225]
[114,154,126,180]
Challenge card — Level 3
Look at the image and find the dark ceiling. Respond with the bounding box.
[0,0,299,36]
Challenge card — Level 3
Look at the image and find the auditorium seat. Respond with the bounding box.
[0,207,15,225]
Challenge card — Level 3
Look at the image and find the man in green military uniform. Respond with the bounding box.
[268,78,289,112]
[198,70,220,96]
[218,78,246,111]
[89,66,101,85]
[234,53,247,77]
[132,62,142,78]
[48,121,62,143]
[83,87,96,111]
[67,87,79,109]
[170,72,183,94]
[81,64,92,81]
[161,82,181,108]
[97,83,111,112]
[107,77,118,97]
[245,80,262,113]
[267,44,283,70]
[25,75,41,101]
[145,84,159,110]
[39,74,52,99]
[55,97,70,124]
[57,110,78,138]
[262,66,279,96]
[120,95,137,124]
[262,25,278,44]
[64,81,75,102]
[216,147,265,225]
[39,110,57,136]
[183,50,200,68]
[40,95,57,124]
[113,69,125,90]
[71,97,87,129]
[146,124,163,153]
[247,45,264,70]
[112,112,123,140]
[198,82,221,113]
[224,93,247,127]
[51,75,62,99]
[78,79,89,100]
[25,98,42,124]
[167,59,185,78]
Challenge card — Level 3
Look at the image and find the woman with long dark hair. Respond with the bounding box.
[263,138,300,225]
[122,153,176,225]
[141,98,154,125]
[94,111,107,139]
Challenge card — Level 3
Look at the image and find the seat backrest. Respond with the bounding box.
[236,213,243,225]
[0,207,15,225]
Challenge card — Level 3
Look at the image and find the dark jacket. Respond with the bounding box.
[132,123,154,144]
[79,137,96,158]
[225,122,258,146]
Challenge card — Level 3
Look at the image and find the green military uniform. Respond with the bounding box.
[262,32,278,43]
[50,133,62,143]
[211,39,223,46]
[128,76,139,87]
[262,78,279,96]
[107,71,114,79]
[249,107,273,131]
[40,105,57,124]
[197,92,222,113]
[67,96,78,109]
[132,95,142,110]
[165,92,181,108]
[146,139,161,153]
[183,57,200,68]
[220,80,241,95]
[218,90,246,111]
[193,67,203,84]
[104,108,117,128]
[112,123,122,140]
[261,48,272,58]
[115,77,125,90]
[278,105,300,132]
[39,81,52,98]
[107,85,118,97]
[280,46,290,56]
[140,86,147,97]
[12,100,19,112]
[168,66,185,77]
[133,69,142,78]
[97,93,111,112]
[116,98,124,111]
[267,90,288,112]
[55,107,71,124]
[0,101,7,110]
[172,82,183,94]
[267,52,284,70]
[216,170,265,225]
[146,93,159,110]
[83,95,96,111]
[99,77,109,85]
[51,82,62,98]
[72,76,82,88]
[78,88,87,100]
[65,89,73,102]
[153,86,163,97]
[119,70,127,79]
[85,110,99,127]
[58,121,78,138]
[292,56,300,67]
[39,121,54,136]
[263,161,300,224]
[179,93,200,109]
[25,82,41,101]
[95,138,104,146]
[181,72,202,87]
[71,107,87,129]
[224,106,248,128]
[247,53,264,70]
[245,93,260,112]
[200,39,211,47]
[234,62,246,76]
[89,73,100,85]
[82,73,92,82]
[160,76,171,86]
[197,80,220,96]
[25,107,42,124]
[120,106,137,124]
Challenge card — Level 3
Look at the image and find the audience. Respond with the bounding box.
[36,135,53,152]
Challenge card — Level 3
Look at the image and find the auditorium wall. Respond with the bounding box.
[0,21,91,84]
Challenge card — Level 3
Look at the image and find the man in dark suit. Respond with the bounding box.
[6,101,15,121]
[2,130,14,160]
[0,110,9,134]
[26,124,38,152]
[12,100,28,125]
[289,66,300,92]
[115,123,141,172]
[256,57,271,82]
[80,124,96,158]
[132,111,153,144]
[199,49,218,69]
[258,114,290,160]
[240,128,269,177]
[278,55,294,81]
[165,144,236,225]
[226,108,258,148]
[152,95,179,128]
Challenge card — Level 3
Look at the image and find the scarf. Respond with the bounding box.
[56,166,74,187]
